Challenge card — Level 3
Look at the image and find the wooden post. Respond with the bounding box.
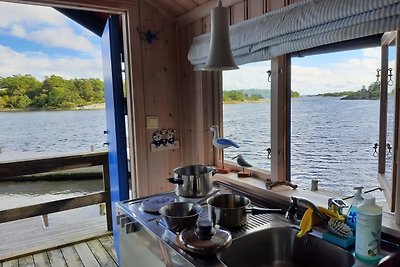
[271,55,290,182]
[102,160,113,232]
[379,39,389,174]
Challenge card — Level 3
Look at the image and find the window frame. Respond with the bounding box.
[377,31,399,212]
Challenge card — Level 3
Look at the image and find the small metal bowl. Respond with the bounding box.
[159,202,202,232]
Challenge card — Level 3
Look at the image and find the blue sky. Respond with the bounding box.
[223,47,392,95]
[0,2,394,95]
[0,2,102,80]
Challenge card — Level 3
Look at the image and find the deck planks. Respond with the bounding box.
[1,259,17,267]
[87,239,117,267]
[74,242,102,267]
[98,236,117,263]
[60,246,83,267]
[32,253,50,267]
[17,256,34,267]
[0,235,116,267]
[47,249,67,267]
[0,214,108,260]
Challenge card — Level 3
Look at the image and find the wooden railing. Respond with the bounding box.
[0,151,112,231]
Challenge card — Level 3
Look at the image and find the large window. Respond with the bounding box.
[222,61,272,172]
[291,48,389,204]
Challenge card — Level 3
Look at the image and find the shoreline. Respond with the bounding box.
[0,102,105,112]
[224,99,271,104]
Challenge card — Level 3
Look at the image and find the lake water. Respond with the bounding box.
[0,109,107,210]
[224,96,393,201]
[0,97,392,205]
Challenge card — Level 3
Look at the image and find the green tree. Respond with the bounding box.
[42,75,83,108]
[0,96,6,109]
[0,74,105,110]
[368,82,380,99]
[248,93,263,101]
[291,90,300,98]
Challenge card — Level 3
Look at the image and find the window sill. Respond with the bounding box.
[212,173,400,238]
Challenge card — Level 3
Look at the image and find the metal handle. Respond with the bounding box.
[247,207,285,215]
[167,177,183,185]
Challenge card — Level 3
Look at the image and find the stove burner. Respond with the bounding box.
[140,195,176,213]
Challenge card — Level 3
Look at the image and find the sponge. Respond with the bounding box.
[322,230,355,249]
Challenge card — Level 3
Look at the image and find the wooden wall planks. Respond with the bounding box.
[6,0,293,197]
[139,0,180,195]
[176,0,289,172]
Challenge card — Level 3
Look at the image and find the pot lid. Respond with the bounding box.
[140,195,175,213]
[176,220,232,255]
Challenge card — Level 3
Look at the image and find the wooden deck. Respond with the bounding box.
[0,207,110,261]
[0,235,117,267]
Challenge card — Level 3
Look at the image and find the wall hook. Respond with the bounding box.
[137,28,161,44]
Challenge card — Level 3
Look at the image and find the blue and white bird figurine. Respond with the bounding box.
[232,154,252,177]
[210,125,240,149]
[210,125,239,173]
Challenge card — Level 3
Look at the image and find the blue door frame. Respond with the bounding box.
[102,15,129,262]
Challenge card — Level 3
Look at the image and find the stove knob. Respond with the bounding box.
[116,214,126,225]
[121,216,130,228]
[125,221,138,234]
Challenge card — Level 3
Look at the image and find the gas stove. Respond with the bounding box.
[115,181,286,267]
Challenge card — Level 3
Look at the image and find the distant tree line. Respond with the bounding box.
[0,74,104,110]
[223,90,264,102]
[223,89,300,102]
[318,82,392,100]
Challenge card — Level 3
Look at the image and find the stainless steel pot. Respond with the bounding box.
[207,194,284,228]
[159,202,202,232]
[168,165,216,198]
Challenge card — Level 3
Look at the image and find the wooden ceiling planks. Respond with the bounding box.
[156,0,187,16]
[172,0,199,11]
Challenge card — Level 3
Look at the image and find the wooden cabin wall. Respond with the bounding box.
[131,0,181,196]
[176,0,299,168]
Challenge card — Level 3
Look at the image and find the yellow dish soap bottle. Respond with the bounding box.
[355,196,382,263]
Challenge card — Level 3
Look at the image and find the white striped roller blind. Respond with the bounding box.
[188,0,400,70]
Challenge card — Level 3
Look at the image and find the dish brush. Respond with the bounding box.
[328,218,353,238]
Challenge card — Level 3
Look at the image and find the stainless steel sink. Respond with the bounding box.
[218,226,355,267]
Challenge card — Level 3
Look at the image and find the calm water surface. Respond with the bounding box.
[224,97,393,202]
[0,97,393,205]
[0,109,107,210]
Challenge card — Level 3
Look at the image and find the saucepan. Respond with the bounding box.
[167,165,216,198]
[207,194,285,228]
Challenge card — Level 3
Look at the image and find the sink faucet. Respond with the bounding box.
[285,196,329,224]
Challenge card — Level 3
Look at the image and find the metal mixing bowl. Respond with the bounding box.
[159,202,202,231]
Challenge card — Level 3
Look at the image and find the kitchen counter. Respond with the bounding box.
[116,181,400,267]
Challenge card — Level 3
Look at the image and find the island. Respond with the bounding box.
[0,74,105,110]
[223,89,300,103]
[318,82,391,100]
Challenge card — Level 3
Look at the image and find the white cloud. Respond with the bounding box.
[29,27,95,52]
[223,61,271,90]
[293,48,381,95]
[0,2,65,28]
[10,25,27,37]
[0,2,97,53]
[0,45,102,80]
[223,47,382,95]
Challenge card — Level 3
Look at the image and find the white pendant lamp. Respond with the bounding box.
[202,0,238,71]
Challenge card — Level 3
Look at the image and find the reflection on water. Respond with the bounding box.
[0,180,103,210]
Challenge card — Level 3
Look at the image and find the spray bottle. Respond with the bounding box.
[346,186,363,231]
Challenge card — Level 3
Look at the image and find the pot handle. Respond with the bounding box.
[211,168,217,176]
[167,177,184,185]
[247,207,285,215]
